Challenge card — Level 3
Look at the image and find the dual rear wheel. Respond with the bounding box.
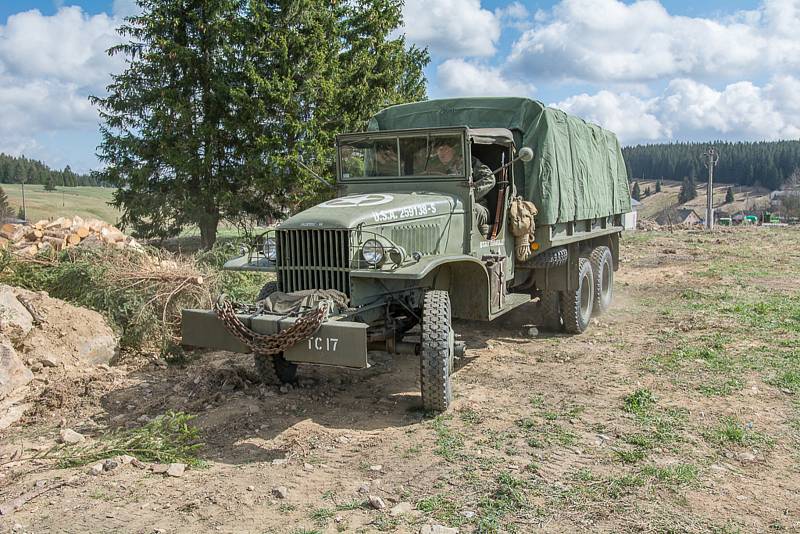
[539,245,614,334]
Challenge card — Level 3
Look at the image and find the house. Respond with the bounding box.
[655,208,702,226]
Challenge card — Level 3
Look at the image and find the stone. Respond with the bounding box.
[89,463,104,476]
[368,464,382,472]
[737,452,757,463]
[166,463,186,477]
[336,436,349,444]
[271,458,287,466]
[103,459,119,472]
[526,326,539,337]
[357,483,370,494]
[461,511,475,519]
[272,486,289,499]
[40,357,60,368]
[0,342,32,400]
[117,455,136,465]
[79,334,119,366]
[0,286,34,343]
[420,526,458,534]
[389,502,413,516]
[279,385,290,394]
[151,464,170,474]
[246,485,255,492]
[368,495,386,510]
[59,428,85,445]
[303,462,314,471]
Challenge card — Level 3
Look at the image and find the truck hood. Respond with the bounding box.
[280,192,459,230]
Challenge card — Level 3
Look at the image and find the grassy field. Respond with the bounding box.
[635,180,771,220]
[2,184,120,225]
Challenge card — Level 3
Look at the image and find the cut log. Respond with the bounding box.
[0,226,26,242]
[24,228,43,241]
[1,223,17,235]
[67,234,81,246]
[0,238,8,249]
[70,216,84,230]
[43,229,69,240]
[45,218,65,230]
[74,227,90,239]
[87,219,105,233]
[14,245,39,256]
[33,219,49,229]
[101,227,125,243]
[41,236,65,250]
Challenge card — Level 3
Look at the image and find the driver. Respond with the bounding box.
[429,139,495,237]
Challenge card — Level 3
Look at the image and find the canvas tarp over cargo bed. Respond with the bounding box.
[367,97,631,226]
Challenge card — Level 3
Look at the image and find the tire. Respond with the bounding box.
[528,247,568,268]
[420,290,454,412]
[539,290,562,332]
[560,257,594,334]
[256,281,278,301]
[589,246,614,316]
[254,353,298,385]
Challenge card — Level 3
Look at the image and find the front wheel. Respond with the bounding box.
[254,353,298,385]
[560,257,594,334]
[420,290,454,412]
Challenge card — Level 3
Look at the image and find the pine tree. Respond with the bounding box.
[16,206,25,220]
[631,181,641,201]
[44,176,56,191]
[644,186,651,197]
[655,179,662,193]
[92,0,428,249]
[725,187,734,204]
[678,176,697,204]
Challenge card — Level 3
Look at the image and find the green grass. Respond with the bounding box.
[309,508,335,526]
[704,417,773,448]
[431,415,465,462]
[623,389,656,416]
[641,464,698,486]
[3,184,120,224]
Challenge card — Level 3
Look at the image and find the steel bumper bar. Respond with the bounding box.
[181,309,369,368]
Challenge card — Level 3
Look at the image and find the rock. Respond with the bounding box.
[0,286,34,343]
[103,459,119,472]
[246,485,255,492]
[40,357,60,368]
[0,342,32,400]
[368,495,386,509]
[88,463,104,476]
[0,399,30,430]
[117,455,136,465]
[368,464,382,472]
[737,452,757,463]
[272,486,289,499]
[357,483,370,494]
[461,510,475,518]
[298,378,314,388]
[389,502,413,516]
[131,458,145,469]
[526,326,539,337]
[166,463,186,477]
[303,462,314,471]
[336,436,349,444]
[79,334,118,366]
[420,526,458,534]
[271,458,287,466]
[151,464,170,474]
[59,428,85,445]
[279,385,290,394]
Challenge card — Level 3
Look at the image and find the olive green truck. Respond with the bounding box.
[182,97,632,411]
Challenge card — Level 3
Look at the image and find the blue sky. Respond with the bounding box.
[0,0,797,173]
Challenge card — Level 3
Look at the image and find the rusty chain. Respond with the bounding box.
[213,295,328,355]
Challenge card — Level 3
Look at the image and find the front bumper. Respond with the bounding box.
[181,309,369,368]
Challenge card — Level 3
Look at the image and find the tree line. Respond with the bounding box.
[623,140,800,191]
[0,153,104,188]
[93,0,429,249]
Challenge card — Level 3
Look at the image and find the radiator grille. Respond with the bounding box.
[277,229,351,296]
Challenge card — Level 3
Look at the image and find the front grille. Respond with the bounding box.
[277,229,351,296]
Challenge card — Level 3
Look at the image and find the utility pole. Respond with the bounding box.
[20,177,27,221]
[703,147,719,230]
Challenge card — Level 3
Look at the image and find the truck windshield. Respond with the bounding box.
[339,134,465,179]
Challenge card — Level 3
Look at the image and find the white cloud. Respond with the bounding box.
[438,59,535,97]
[0,7,124,164]
[554,76,800,144]
[112,0,142,19]
[402,0,500,57]
[495,2,530,30]
[508,0,800,84]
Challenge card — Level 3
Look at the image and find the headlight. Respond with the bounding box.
[361,239,384,266]
[262,237,277,261]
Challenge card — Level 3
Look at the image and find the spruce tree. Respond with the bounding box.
[725,187,734,204]
[0,186,9,220]
[631,181,641,201]
[678,176,697,204]
[655,179,662,193]
[44,176,56,191]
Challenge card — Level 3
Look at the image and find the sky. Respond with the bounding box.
[0,0,798,173]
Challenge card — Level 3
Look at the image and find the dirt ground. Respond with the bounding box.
[1,226,799,533]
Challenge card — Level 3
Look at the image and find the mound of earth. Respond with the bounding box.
[0,284,119,429]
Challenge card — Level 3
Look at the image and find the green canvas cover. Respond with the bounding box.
[367,97,631,226]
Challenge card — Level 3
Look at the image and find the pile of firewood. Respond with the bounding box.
[0,216,141,256]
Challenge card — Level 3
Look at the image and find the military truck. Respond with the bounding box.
[182,97,632,412]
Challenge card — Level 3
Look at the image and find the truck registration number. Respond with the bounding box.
[307,336,339,351]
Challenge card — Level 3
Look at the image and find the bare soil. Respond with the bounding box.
[1,227,799,533]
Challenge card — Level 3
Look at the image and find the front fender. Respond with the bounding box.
[350,254,484,280]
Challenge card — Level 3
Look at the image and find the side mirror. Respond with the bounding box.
[519,147,534,162]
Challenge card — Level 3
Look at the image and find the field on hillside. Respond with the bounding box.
[635,180,772,220]
[1,226,799,533]
[2,184,119,225]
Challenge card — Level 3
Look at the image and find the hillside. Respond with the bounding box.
[2,184,119,225]
[634,180,772,220]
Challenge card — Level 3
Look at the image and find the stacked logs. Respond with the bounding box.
[0,216,140,256]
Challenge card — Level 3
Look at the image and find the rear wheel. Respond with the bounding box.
[560,257,594,334]
[539,290,562,332]
[589,246,614,315]
[420,290,454,412]
[254,353,298,385]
